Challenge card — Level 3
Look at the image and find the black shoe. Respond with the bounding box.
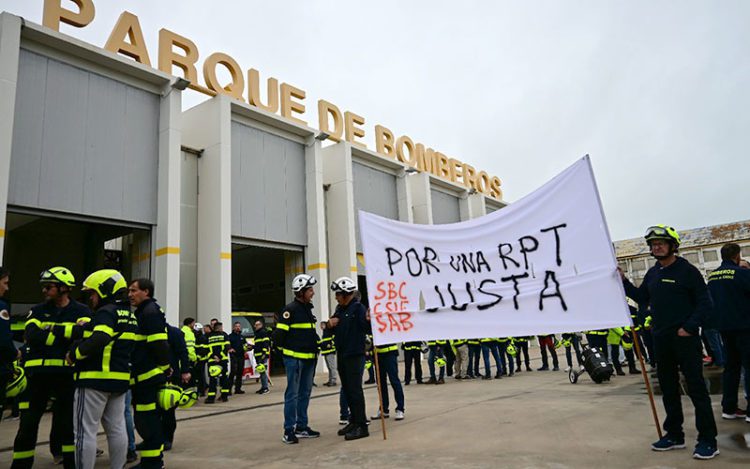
[437,378,445,384]
[282,430,299,445]
[295,426,321,438]
[163,441,172,451]
[364,379,375,384]
[344,425,370,441]
[424,378,437,384]
[629,368,641,375]
[526,366,533,372]
[537,366,549,371]
[616,370,626,376]
[338,422,356,436]
[126,450,138,463]
[205,398,215,404]
[404,381,410,386]
[482,375,492,380]
[552,366,560,371]
[495,373,502,379]
[259,388,269,395]
[235,389,245,394]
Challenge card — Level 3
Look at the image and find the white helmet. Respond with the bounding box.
[292,274,317,292]
[330,276,357,293]
[194,322,203,332]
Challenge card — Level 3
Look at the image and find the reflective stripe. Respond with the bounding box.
[119,332,137,341]
[13,450,35,459]
[281,349,316,360]
[102,342,114,372]
[376,345,398,354]
[136,403,157,411]
[19,401,29,410]
[44,333,56,346]
[25,318,43,328]
[147,333,168,343]
[158,364,170,371]
[76,371,131,381]
[140,445,163,458]
[64,324,74,339]
[93,324,115,336]
[290,323,315,329]
[75,347,87,361]
[25,358,68,367]
[134,367,164,383]
[61,445,75,453]
[275,323,290,331]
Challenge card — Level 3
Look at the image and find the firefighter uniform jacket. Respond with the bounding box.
[707,260,750,332]
[374,343,398,356]
[318,328,335,355]
[130,298,170,387]
[273,299,319,360]
[181,325,197,364]
[0,299,15,375]
[253,327,271,360]
[207,331,230,361]
[402,341,421,352]
[24,300,91,376]
[72,299,137,393]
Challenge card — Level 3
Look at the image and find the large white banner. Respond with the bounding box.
[360,156,631,345]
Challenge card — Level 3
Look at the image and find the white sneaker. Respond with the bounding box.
[721,412,741,420]
[394,410,404,421]
[564,366,571,372]
[371,410,389,419]
[339,418,349,425]
[746,415,750,423]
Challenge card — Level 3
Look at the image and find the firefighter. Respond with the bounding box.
[128,278,171,469]
[194,323,210,396]
[319,321,337,386]
[621,224,718,459]
[69,269,137,469]
[181,317,197,376]
[228,321,246,395]
[402,341,423,385]
[273,273,321,444]
[252,319,271,395]
[11,267,90,469]
[162,323,191,450]
[426,340,446,384]
[206,322,231,403]
[0,267,15,419]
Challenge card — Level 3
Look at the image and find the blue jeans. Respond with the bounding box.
[124,390,135,452]
[428,347,444,380]
[282,357,316,432]
[377,353,405,412]
[481,342,503,376]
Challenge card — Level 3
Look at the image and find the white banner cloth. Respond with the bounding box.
[359,156,631,345]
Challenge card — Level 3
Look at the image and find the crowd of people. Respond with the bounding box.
[1,223,749,465]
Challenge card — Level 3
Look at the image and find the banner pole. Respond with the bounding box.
[372,350,388,440]
[630,327,662,439]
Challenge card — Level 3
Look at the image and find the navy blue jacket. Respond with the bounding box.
[624,256,712,337]
[0,299,16,374]
[167,324,190,374]
[707,260,750,332]
[331,299,370,357]
[228,331,245,357]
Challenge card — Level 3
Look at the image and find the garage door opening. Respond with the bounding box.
[3,211,151,314]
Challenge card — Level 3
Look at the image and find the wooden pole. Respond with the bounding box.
[372,350,388,440]
[630,327,662,439]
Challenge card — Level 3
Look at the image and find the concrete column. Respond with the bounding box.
[153,83,182,324]
[182,96,233,327]
[468,193,487,219]
[284,251,304,303]
[304,138,330,320]
[409,173,433,225]
[396,169,414,223]
[322,142,357,314]
[0,13,21,262]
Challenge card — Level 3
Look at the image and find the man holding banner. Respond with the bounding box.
[621,225,719,460]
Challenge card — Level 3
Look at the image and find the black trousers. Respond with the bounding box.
[403,349,422,384]
[720,329,750,414]
[161,407,177,444]
[338,354,367,426]
[654,333,717,443]
[586,334,609,360]
[229,354,245,392]
[515,342,530,368]
[444,345,455,376]
[132,383,164,468]
[194,361,207,395]
[12,373,75,469]
[208,361,230,398]
[610,344,636,372]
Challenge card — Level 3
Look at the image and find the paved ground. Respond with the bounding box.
[1,353,748,468]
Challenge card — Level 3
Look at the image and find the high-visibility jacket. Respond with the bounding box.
[402,341,421,351]
[272,299,319,360]
[130,298,170,387]
[181,325,197,363]
[374,343,398,355]
[207,331,230,361]
[24,300,91,375]
[253,327,271,359]
[607,327,625,346]
[72,299,137,393]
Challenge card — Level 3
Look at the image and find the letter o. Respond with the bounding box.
[203,52,245,100]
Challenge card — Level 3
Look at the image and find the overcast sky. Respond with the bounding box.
[4,0,749,241]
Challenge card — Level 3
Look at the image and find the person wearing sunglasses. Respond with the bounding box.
[620,225,718,460]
